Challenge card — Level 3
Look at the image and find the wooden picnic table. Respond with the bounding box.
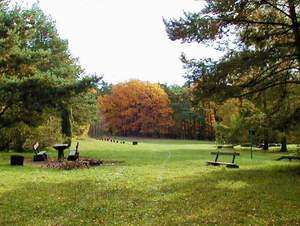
[53,144,69,161]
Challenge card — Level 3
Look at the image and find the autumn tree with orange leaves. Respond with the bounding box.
[100,80,174,137]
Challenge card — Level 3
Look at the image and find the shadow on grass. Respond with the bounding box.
[152,164,300,225]
[0,165,299,225]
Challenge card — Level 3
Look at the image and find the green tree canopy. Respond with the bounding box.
[164,1,300,99]
[0,2,99,150]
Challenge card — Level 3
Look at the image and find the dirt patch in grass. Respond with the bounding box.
[24,157,124,170]
[46,158,103,170]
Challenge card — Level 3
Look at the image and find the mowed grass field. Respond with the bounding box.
[0,138,299,226]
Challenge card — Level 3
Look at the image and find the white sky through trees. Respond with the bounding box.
[14,0,222,85]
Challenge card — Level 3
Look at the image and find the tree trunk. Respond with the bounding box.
[61,107,72,146]
[182,121,186,139]
[280,135,288,152]
[14,135,26,152]
[262,91,269,150]
[262,134,269,150]
[288,0,300,64]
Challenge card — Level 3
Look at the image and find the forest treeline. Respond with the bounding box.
[1,0,299,152]
[90,80,216,140]
[90,79,300,149]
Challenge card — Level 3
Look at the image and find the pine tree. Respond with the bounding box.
[164,1,300,150]
[0,3,99,150]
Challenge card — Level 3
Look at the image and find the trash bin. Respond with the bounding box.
[11,155,24,166]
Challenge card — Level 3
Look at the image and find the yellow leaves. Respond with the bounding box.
[217,98,241,126]
[99,80,174,135]
[89,88,97,94]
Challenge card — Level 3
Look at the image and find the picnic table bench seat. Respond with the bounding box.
[207,151,240,168]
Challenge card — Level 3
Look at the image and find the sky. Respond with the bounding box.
[14,0,221,85]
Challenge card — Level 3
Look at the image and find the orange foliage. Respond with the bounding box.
[88,88,97,94]
[100,80,174,136]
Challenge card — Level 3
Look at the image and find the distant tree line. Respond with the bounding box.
[89,80,216,140]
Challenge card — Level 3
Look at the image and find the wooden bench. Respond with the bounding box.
[217,144,234,149]
[67,142,79,161]
[207,151,240,168]
[33,142,48,161]
[276,156,300,161]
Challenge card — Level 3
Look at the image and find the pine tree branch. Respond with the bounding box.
[222,18,291,27]
[239,64,298,89]
[0,105,9,117]
[246,28,291,42]
[237,80,300,98]
[259,0,291,18]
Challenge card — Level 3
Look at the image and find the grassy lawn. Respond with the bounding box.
[0,138,299,226]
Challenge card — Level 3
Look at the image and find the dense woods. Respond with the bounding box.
[87,80,217,139]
